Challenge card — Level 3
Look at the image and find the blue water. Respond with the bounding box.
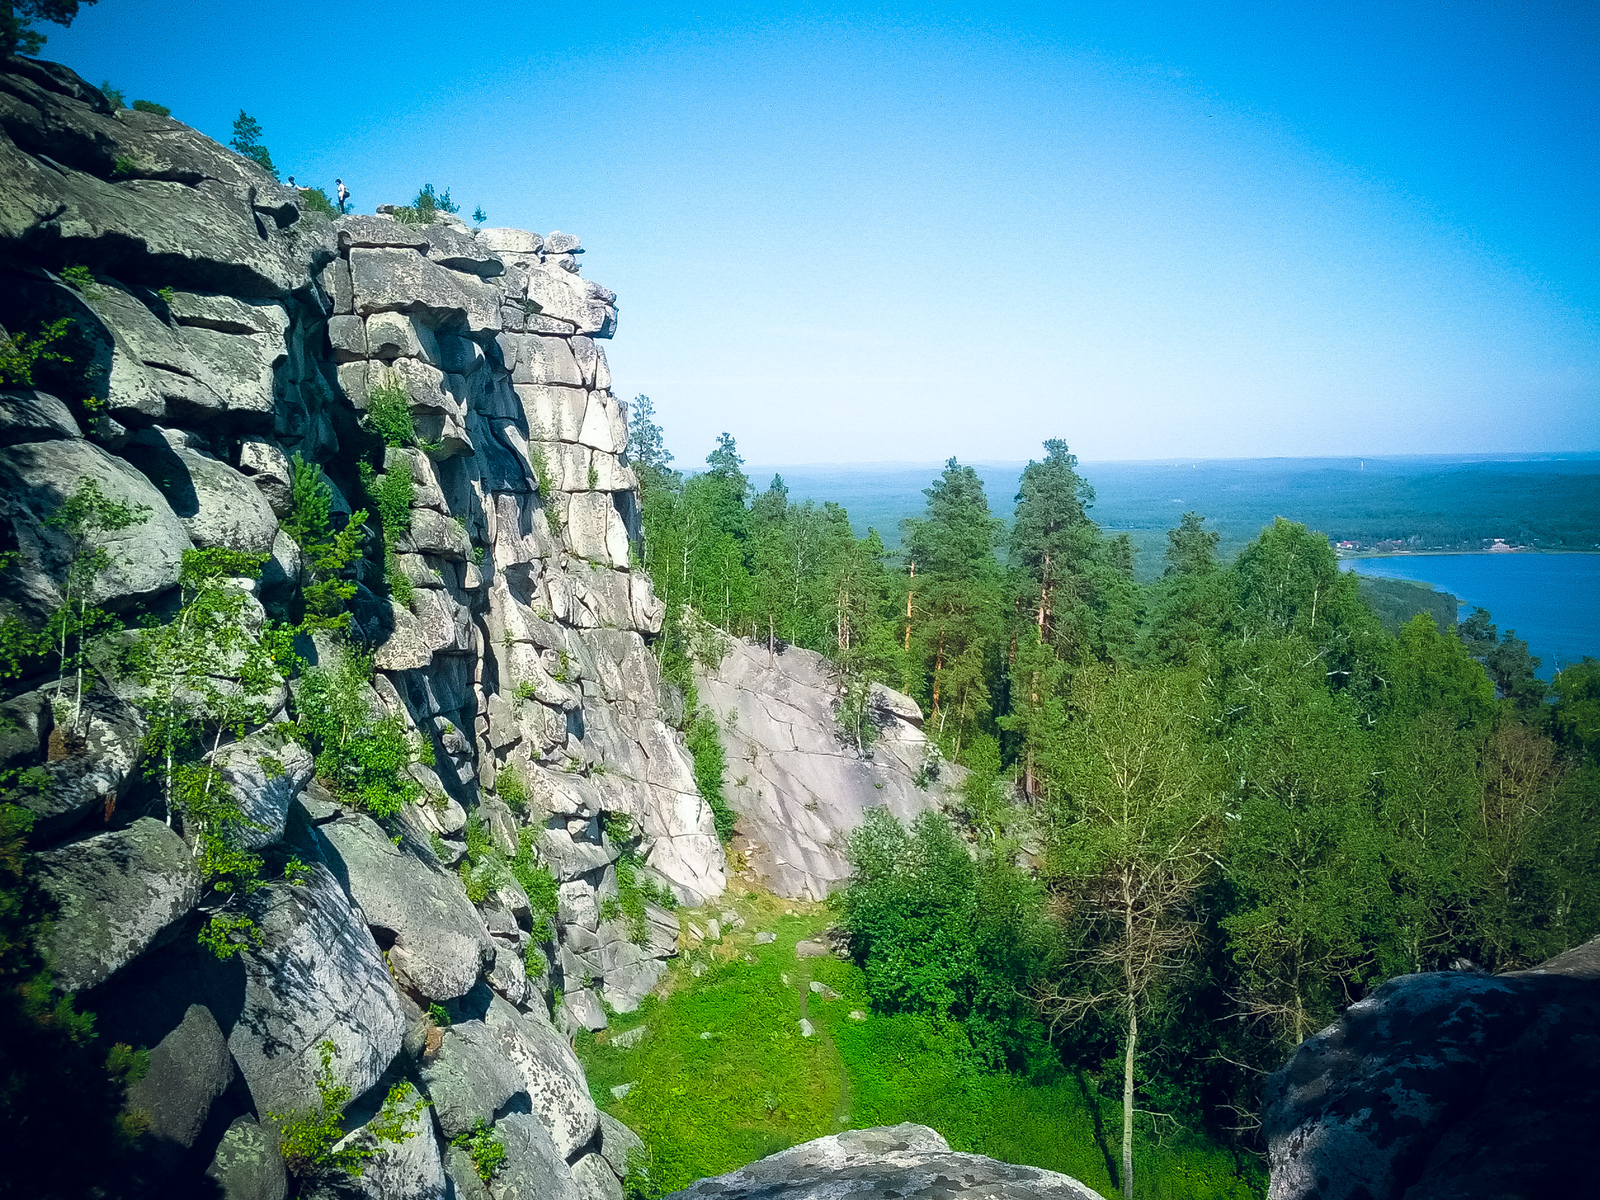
[1340,555,1600,678]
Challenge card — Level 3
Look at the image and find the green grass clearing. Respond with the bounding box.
[576,886,1264,1199]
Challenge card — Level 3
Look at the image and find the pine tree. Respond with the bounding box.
[229,110,278,178]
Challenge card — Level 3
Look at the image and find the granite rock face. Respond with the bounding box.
[1262,936,1600,1200]
[694,640,961,899]
[0,52,710,1199]
[664,1124,1103,1199]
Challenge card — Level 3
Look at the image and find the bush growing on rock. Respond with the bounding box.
[130,99,169,116]
[294,652,419,818]
[281,454,367,632]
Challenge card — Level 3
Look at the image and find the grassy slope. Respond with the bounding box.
[576,888,1265,1199]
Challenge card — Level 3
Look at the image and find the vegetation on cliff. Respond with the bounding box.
[632,402,1600,1196]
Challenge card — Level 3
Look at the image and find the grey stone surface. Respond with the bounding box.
[0,388,79,444]
[484,992,600,1158]
[14,680,146,841]
[596,1111,645,1176]
[211,733,313,849]
[694,640,960,899]
[664,1125,1102,1199]
[206,1115,289,1200]
[305,1084,445,1200]
[572,1152,625,1200]
[35,817,202,991]
[317,813,495,1001]
[1263,946,1600,1200]
[123,427,279,554]
[420,1018,527,1139]
[122,1003,233,1151]
[0,436,191,613]
[227,865,407,1116]
[491,1110,583,1200]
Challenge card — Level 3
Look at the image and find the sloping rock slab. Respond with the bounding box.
[35,816,202,991]
[316,813,495,1001]
[229,865,407,1116]
[489,1111,581,1200]
[665,1124,1101,1199]
[1262,955,1600,1200]
[483,992,599,1159]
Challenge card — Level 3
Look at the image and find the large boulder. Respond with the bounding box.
[482,992,599,1159]
[302,1083,446,1200]
[0,436,191,615]
[316,813,496,1001]
[1262,941,1600,1200]
[487,1110,581,1200]
[211,733,314,849]
[206,1115,289,1200]
[122,427,279,555]
[419,1018,526,1139]
[34,816,202,991]
[227,865,408,1117]
[122,1003,234,1155]
[693,639,959,900]
[664,1125,1102,1199]
[12,679,146,842]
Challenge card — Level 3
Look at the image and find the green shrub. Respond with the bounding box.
[472,205,487,226]
[270,1041,426,1178]
[294,652,420,817]
[511,680,538,704]
[59,264,101,300]
[510,827,559,921]
[99,80,125,108]
[365,373,416,447]
[428,1003,450,1028]
[496,763,530,812]
[130,99,170,116]
[524,940,547,977]
[281,454,366,632]
[111,155,135,177]
[451,1120,506,1182]
[300,186,338,217]
[0,318,73,387]
[685,709,736,842]
[283,856,312,884]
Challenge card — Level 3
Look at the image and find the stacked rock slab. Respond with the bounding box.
[694,639,961,899]
[0,53,724,1199]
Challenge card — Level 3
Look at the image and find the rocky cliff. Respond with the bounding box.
[0,53,725,1198]
[695,640,960,900]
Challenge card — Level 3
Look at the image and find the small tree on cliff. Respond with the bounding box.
[44,476,150,739]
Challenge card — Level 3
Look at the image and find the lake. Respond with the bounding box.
[1340,554,1599,678]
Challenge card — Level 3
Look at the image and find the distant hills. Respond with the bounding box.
[746,455,1600,582]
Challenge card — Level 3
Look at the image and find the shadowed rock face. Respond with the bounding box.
[1263,936,1600,1200]
[694,640,963,900]
[664,1124,1103,1199]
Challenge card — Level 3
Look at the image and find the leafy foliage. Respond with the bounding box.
[1,1,98,57]
[364,371,417,448]
[299,186,338,217]
[281,454,366,631]
[130,99,170,116]
[294,651,419,817]
[0,317,73,387]
[452,1120,507,1182]
[270,1040,427,1178]
[227,110,276,177]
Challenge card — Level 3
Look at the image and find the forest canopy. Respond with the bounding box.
[628,397,1600,1192]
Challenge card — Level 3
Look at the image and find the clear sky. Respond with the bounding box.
[43,1,1599,464]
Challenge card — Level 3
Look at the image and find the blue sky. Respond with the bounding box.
[45,1,1599,463]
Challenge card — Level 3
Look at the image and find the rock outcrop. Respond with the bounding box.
[694,639,960,899]
[1,52,713,1199]
[664,1124,1102,1199]
[1263,935,1600,1199]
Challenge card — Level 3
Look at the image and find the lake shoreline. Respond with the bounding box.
[1339,549,1600,561]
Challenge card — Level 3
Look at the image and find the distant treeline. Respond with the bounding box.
[628,403,1600,1192]
[752,457,1600,579]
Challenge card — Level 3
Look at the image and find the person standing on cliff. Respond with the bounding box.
[336,178,350,214]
